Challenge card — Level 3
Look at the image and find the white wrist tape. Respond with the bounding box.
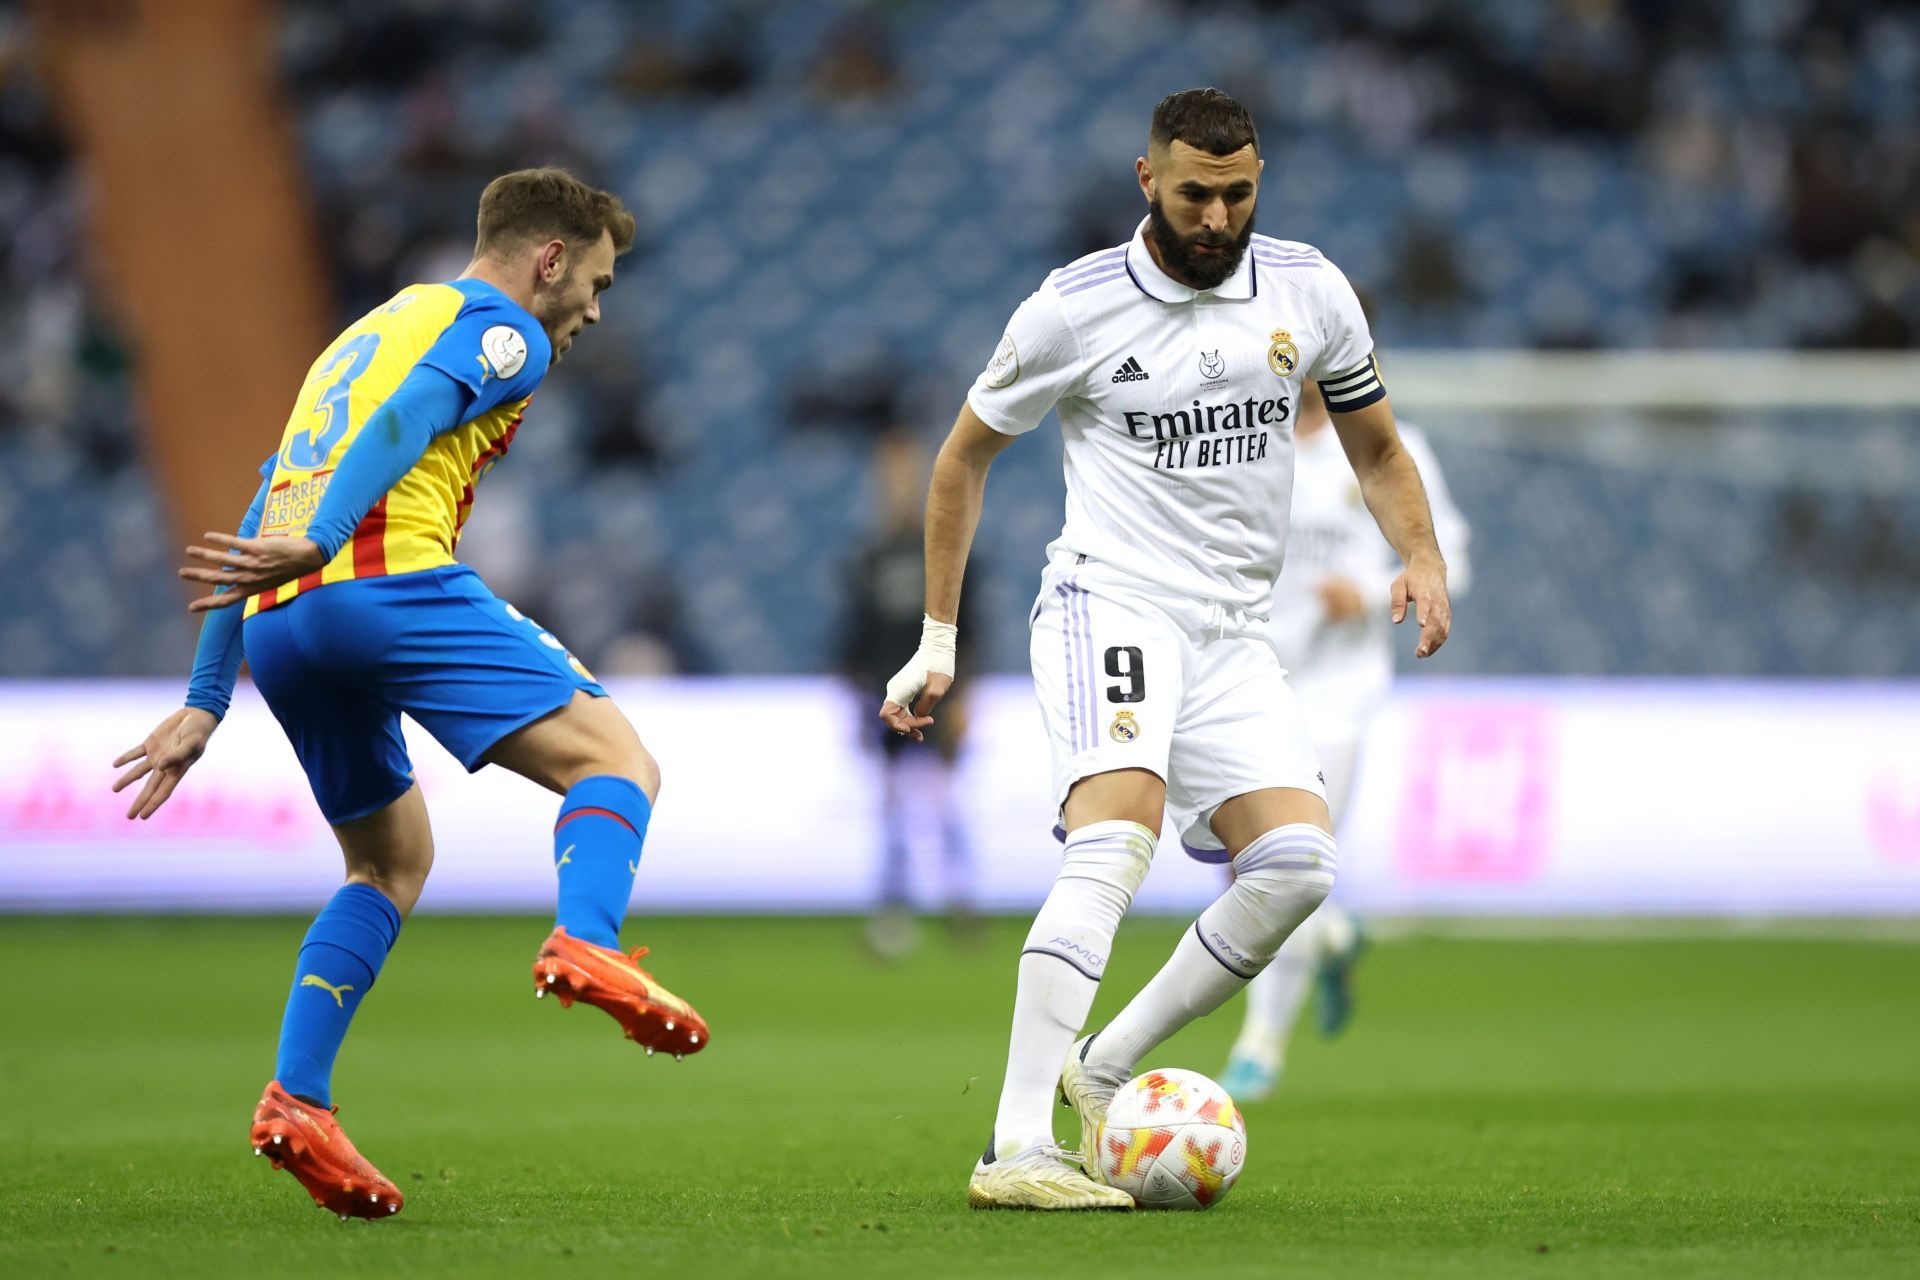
[883,615,958,710]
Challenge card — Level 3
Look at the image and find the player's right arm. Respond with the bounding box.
[880,405,1016,740]
[178,366,472,609]
[179,295,546,609]
[880,283,1081,739]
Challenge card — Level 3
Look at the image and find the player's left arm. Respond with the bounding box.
[1402,428,1471,598]
[1327,396,1451,658]
[114,470,271,818]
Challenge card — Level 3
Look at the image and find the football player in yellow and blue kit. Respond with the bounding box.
[110,169,708,1221]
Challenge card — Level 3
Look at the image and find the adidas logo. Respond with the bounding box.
[1110,356,1150,383]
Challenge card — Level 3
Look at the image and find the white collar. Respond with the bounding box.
[1124,217,1257,303]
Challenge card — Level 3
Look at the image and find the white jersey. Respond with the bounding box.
[968,219,1385,614]
[1271,420,1472,731]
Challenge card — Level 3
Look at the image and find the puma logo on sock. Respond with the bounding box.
[300,974,354,1008]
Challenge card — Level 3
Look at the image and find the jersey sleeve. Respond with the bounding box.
[301,364,471,559]
[966,284,1082,436]
[415,297,552,421]
[1309,263,1387,413]
[183,474,272,720]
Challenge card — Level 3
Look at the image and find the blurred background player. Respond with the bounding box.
[840,430,981,960]
[109,169,708,1221]
[1221,382,1473,1101]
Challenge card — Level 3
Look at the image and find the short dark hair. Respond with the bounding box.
[1150,88,1259,157]
[475,167,637,258]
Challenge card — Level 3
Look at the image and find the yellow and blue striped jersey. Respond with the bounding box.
[247,280,550,615]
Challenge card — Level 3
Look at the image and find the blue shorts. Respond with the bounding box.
[243,564,606,825]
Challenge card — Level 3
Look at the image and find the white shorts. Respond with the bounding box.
[1029,555,1325,862]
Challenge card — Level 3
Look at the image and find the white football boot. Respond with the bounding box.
[1057,1034,1131,1181]
[967,1138,1134,1210]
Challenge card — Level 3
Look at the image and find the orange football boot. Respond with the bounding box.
[532,926,709,1057]
[250,1081,402,1220]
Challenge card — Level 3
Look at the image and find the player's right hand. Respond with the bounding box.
[1316,576,1367,623]
[179,533,327,611]
[879,616,958,743]
[112,706,218,820]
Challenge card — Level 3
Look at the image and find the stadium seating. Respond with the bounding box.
[1,0,1914,677]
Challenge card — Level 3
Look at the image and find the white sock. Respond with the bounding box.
[990,821,1155,1159]
[1086,824,1336,1077]
[1228,915,1322,1069]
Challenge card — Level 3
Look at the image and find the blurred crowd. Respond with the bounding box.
[0,0,1916,678]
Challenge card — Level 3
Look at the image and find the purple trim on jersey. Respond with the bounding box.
[1252,237,1319,255]
[1056,581,1081,752]
[1053,249,1126,285]
[1124,255,1162,302]
[1082,579,1098,752]
[1254,252,1323,269]
[1055,577,1097,753]
[1182,838,1234,865]
[1056,267,1129,297]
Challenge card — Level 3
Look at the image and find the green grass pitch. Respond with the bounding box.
[2,915,1916,1278]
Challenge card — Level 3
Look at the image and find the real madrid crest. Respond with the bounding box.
[1267,328,1299,377]
[1109,710,1140,743]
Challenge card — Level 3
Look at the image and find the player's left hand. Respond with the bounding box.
[880,615,959,743]
[179,533,327,611]
[112,706,218,820]
[1391,556,1451,659]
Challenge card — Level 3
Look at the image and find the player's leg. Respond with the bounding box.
[1077,785,1333,1090]
[1224,731,1360,1097]
[972,574,1176,1209]
[1077,647,1336,1099]
[327,565,700,1056]
[387,568,707,1056]
[273,785,432,1109]
[991,613,1170,1165]
[478,687,706,1055]
[1063,785,1333,1148]
[483,687,660,949]
[993,767,1162,1151]
[243,600,426,1218]
[972,768,1157,1211]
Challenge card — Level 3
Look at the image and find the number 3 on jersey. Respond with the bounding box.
[283,332,381,471]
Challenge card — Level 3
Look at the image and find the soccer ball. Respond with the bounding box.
[1096,1067,1247,1209]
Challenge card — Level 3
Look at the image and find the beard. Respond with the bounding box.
[1147,197,1255,292]
[531,267,579,360]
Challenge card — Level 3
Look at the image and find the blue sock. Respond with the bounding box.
[553,775,651,950]
[274,883,402,1107]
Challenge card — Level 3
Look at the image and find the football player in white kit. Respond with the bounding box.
[879,89,1454,1210]
[1218,381,1473,1103]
